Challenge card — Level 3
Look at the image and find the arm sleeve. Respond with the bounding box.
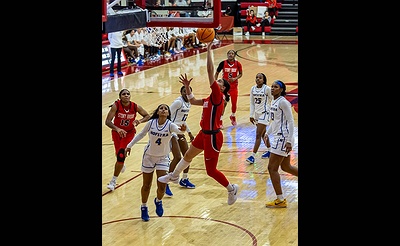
[169,99,182,120]
[281,100,295,142]
[184,121,191,133]
[126,121,150,148]
[249,86,255,118]
[170,122,182,134]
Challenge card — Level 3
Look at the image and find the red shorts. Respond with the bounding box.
[191,130,223,159]
[111,130,136,154]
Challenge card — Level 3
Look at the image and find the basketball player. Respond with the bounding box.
[158,42,239,206]
[263,80,298,208]
[125,104,186,221]
[246,73,273,164]
[214,49,243,126]
[165,85,196,197]
[105,89,150,191]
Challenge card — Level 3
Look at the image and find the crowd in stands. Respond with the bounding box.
[116,27,211,65]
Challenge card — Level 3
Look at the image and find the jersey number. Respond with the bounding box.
[119,119,130,127]
[181,114,188,122]
[155,138,162,145]
[254,98,261,104]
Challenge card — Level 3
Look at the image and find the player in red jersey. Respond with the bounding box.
[158,42,239,205]
[214,49,243,126]
[105,89,150,191]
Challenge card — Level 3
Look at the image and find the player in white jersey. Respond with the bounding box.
[263,80,298,208]
[165,85,196,196]
[246,73,273,164]
[125,104,186,221]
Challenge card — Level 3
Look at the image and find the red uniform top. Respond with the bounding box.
[199,81,224,131]
[217,60,243,90]
[112,99,138,133]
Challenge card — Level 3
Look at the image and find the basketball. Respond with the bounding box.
[196,28,215,43]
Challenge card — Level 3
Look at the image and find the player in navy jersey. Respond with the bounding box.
[158,42,239,206]
[105,89,150,191]
[125,104,186,221]
[263,80,298,208]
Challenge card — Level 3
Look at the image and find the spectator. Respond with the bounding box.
[123,29,140,63]
[260,10,272,36]
[267,0,277,19]
[108,30,124,77]
[244,9,258,36]
[175,0,191,17]
[224,5,232,16]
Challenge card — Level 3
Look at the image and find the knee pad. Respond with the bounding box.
[117,148,126,162]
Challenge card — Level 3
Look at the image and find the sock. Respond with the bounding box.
[265,148,270,152]
[172,159,191,177]
[226,183,233,192]
[141,203,147,207]
[182,173,188,180]
[251,152,256,157]
[231,113,235,117]
[277,194,284,201]
[111,176,117,182]
[155,198,161,202]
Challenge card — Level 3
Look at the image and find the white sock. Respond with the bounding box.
[251,152,256,157]
[172,159,191,177]
[141,203,147,207]
[226,183,233,192]
[155,198,161,202]
[112,176,117,181]
[182,173,188,180]
[277,194,284,201]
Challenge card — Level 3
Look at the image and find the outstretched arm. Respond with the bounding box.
[207,42,215,86]
[179,73,203,106]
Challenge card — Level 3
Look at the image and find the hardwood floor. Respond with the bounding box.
[102,34,298,246]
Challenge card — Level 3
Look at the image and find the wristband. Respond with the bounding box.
[187,93,194,99]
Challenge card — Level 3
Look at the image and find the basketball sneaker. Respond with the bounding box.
[154,198,164,217]
[165,184,173,197]
[141,206,150,221]
[246,156,255,164]
[107,180,116,191]
[227,184,239,205]
[229,115,237,126]
[265,199,287,208]
[179,178,196,189]
[158,173,179,184]
[261,151,270,159]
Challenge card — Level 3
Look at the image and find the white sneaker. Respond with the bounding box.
[107,180,116,191]
[251,26,256,31]
[245,32,250,36]
[121,165,126,173]
[158,173,179,184]
[256,23,261,27]
[262,32,265,36]
[227,184,239,205]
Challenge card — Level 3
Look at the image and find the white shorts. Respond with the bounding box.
[269,133,295,157]
[254,111,270,126]
[141,154,170,173]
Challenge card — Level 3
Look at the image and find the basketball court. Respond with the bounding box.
[102,2,298,245]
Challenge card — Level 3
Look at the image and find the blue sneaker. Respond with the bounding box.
[261,151,270,159]
[165,184,173,197]
[117,71,123,76]
[154,198,164,217]
[179,178,196,189]
[141,206,149,222]
[246,155,255,164]
[110,73,114,77]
